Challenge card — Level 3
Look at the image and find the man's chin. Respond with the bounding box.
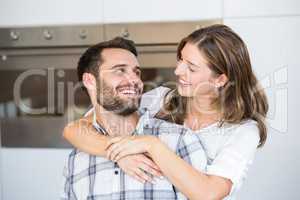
[114,106,139,116]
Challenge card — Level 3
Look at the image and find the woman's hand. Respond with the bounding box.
[105,135,158,162]
[117,154,163,183]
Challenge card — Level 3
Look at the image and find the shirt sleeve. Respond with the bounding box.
[60,156,77,200]
[205,121,260,194]
[173,130,208,199]
[60,158,70,200]
[176,130,207,172]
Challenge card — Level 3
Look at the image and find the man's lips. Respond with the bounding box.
[117,87,141,97]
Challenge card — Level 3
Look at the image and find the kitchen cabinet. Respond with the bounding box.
[224,0,300,18]
[103,0,222,23]
[0,0,104,26]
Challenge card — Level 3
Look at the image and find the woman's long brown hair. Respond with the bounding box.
[156,24,268,147]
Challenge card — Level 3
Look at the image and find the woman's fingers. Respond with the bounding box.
[105,136,124,150]
[140,155,161,171]
[107,139,130,160]
[138,161,162,178]
[135,168,153,183]
[108,144,124,161]
[127,171,147,183]
[117,154,162,184]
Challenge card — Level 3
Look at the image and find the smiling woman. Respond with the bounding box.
[63,24,268,200]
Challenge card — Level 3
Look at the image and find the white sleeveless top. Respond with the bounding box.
[139,87,261,200]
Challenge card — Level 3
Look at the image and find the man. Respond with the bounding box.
[61,37,207,200]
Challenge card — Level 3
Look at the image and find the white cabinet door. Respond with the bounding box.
[224,0,300,18]
[103,0,222,23]
[0,0,104,27]
[224,17,300,200]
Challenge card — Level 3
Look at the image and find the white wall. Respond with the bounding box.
[1,0,300,199]
[224,17,300,199]
[223,1,300,198]
[1,148,70,200]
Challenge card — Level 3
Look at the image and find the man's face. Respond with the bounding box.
[96,48,143,116]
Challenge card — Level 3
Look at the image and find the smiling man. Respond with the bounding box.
[61,37,207,200]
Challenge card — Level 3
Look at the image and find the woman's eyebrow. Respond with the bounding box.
[185,59,201,68]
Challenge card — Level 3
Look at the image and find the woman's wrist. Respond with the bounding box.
[146,136,162,156]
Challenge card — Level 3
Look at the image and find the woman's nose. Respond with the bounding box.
[174,61,186,76]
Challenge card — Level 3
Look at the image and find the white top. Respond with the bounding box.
[139,87,260,200]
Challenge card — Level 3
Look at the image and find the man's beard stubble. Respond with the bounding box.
[96,79,142,116]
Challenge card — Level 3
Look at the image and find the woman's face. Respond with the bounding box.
[174,42,217,98]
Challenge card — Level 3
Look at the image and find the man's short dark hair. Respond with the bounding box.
[77,37,138,82]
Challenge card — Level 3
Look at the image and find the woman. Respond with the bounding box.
[64,24,268,199]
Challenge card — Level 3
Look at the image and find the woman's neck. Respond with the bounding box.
[185,96,221,131]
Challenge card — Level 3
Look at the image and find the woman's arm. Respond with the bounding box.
[63,116,163,183]
[107,136,232,200]
[63,115,109,157]
[148,137,232,200]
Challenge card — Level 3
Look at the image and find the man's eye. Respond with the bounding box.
[135,70,141,76]
[116,68,125,73]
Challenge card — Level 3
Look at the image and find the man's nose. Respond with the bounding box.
[126,71,142,85]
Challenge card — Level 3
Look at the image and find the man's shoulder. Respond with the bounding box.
[139,86,171,117]
[146,118,187,135]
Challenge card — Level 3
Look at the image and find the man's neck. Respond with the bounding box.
[94,105,139,137]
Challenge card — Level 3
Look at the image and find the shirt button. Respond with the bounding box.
[144,124,149,128]
[114,170,119,175]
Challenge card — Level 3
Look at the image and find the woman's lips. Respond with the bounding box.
[178,78,192,86]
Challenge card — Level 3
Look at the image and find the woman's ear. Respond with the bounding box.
[82,73,96,91]
[215,74,228,88]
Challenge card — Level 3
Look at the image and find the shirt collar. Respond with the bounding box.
[92,107,151,135]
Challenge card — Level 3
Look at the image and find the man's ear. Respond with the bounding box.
[215,74,228,88]
[82,73,96,91]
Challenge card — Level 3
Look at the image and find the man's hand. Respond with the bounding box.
[117,154,163,183]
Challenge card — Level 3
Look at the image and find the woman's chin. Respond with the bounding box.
[177,86,194,97]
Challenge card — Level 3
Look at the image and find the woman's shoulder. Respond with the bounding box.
[139,86,171,117]
[232,119,259,138]
[221,119,260,154]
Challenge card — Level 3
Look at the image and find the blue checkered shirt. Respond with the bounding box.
[61,111,207,200]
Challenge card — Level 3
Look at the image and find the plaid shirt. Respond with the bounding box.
[61,111,207,200]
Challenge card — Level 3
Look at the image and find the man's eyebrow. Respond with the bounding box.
[110,64,128,69]
[109,64,141,71]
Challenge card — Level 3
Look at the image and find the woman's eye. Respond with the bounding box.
[188,66,196,72]
[177,58,183,64]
